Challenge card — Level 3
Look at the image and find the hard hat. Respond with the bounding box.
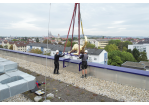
[85,50,88,53]
[56,50,59,53]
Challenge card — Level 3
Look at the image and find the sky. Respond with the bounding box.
[0,3,149,37]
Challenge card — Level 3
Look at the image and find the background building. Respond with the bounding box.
[128,44,149,59]
[27,43,108,65]
[13,41,33,52]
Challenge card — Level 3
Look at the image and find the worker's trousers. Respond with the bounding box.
[54,62,59,74]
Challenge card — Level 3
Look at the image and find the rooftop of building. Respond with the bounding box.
[139,61,149,67]
[27,43,105,55]
[121,61,146,70]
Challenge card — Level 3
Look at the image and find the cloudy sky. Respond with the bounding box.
[0,3,149,37]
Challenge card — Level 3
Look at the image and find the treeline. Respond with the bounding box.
[105,40,148,66]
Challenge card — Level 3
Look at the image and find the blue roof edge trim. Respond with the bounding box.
[1,48,149,77]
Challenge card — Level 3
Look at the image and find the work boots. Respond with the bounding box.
[85,74,87,78]
[57,70,60,74]
[81,75,84,78]
[81,74,87,78]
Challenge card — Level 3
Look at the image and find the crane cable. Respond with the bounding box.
[45,3,51,101]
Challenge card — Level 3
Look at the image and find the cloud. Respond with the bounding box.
[113,21,125,24]
[0,3,149,37]
[119,28,126,29]
[107,27,115,28]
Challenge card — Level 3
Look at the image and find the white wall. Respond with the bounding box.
[26,46,30,52]
[88,54,99,63]
[146,46,149,60]
[26,45,108,64]
[32,46,41,49]
[128,45,133,50]
[99,50,108,64]
[128,44,149,60]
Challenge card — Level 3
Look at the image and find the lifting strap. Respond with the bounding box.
[80,13,84,37]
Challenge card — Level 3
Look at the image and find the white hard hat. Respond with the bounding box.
[85,50,88,53]
[56,50,59,53]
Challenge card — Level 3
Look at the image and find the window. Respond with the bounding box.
[94,58,97,60]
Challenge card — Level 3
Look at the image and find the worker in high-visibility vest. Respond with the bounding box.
[54,50,65,74]
[79,50,88,78]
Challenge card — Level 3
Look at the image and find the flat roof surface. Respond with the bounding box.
[140,61,149,67]
[122,61,145,68]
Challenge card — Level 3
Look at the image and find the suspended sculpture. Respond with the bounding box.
[68,35,88,55]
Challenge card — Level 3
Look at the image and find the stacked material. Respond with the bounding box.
[0,57,36,101]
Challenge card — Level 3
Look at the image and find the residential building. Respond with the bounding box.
[80,39,98,48]
[128,44,149,59]
[26,43,108,64]
[96,39,111,49]
[7,41,16,49]
[55,34,61,42]
[0,40,2,45]
[121,61,145,70]
[80,39,112,48]
[122,61,149,71]
[2,40,8,47]
[13,41,34,52]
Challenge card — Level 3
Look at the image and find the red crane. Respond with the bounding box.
[63,3,81,55]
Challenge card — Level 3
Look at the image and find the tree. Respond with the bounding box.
[120,51,136,63]
[25,37,27,41]
[132,48,140,61]
[108,40,121,46]
[118,42,124,51]
[104,44,118,52]
[36,38,39,43]
[58,42,62,45]
[66,40,71,47]
[98,46,102,49]
[86,42,95,48]
[123,41,132,48]
[43,39,51,44]
[127,49,132,53]
[4,45,8,49]
[44,52,51,56]
[0,45,3,48]
[73,37,78,40]
[12,39,19,41]
[108,40,132,51]
[110,56,123,66]
[138,52,148,61]
[122,47,127,52]
[108,50,136,66]
[72,42,77,46]
[29,48,42,54]
[9,45,13,50]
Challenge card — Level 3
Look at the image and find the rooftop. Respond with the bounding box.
[27,43,105,55]
[1,49,149,102]
[121,61,145,70]
[139,61,149,67]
